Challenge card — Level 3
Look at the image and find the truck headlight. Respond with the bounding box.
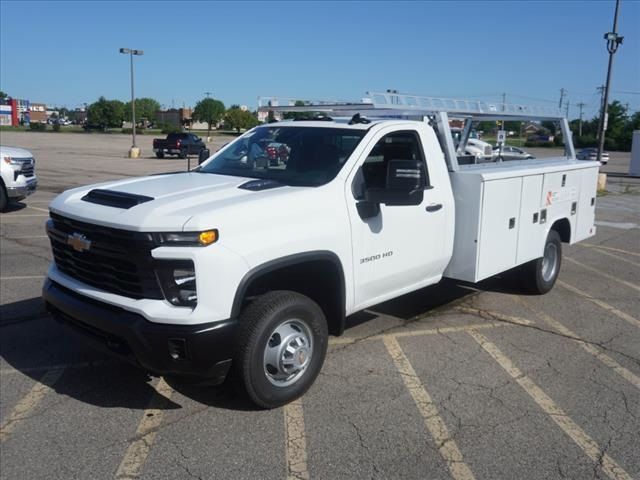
[3,156,21,165]
[153,230,218,246]
[155,260,197,308]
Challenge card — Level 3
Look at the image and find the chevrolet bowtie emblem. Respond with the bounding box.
[67,233,91,252]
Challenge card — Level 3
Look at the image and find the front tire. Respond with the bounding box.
[520,230,562,294]
[234,291,328,409]
[0,184,8,212]
[155,151,164,159]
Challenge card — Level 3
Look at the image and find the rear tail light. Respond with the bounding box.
[176,140,182,147]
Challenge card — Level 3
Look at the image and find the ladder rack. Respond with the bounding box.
[258,91,565,121]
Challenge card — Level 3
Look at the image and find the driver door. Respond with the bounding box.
[346,127,447,310]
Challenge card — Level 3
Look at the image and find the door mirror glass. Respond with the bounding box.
[198,149,210,165]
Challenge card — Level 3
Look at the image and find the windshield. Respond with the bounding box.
[198,126,366,186]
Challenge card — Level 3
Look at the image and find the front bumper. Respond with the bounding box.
[7,179,38,199]
[43,278,236,383]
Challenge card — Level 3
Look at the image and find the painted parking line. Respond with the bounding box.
[557,280,640,329]
[115,378,175,479]
[468,330,632,480]
[0,275,46,280]
[0,214,49,218]
[583,246,640,268]
[329,321,519,346]
[0,368,65,443]
[384,336,475,480]
[581,243,640,258]
[513,296,640,390]
[26,206,50,213]
[1,235,49,240]
[564,256,640,294]
[594,221,638,230]
[284,399,309,480]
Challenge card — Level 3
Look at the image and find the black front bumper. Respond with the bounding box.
[43,279,236,384]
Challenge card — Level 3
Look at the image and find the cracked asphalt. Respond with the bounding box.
[1,132,639,479]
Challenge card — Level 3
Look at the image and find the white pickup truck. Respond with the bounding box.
[1,145,38,211]
[43,93,599,408]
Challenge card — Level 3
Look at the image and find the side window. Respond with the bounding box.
[361,130,428,189]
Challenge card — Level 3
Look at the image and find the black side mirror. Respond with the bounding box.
[198,149,210,165]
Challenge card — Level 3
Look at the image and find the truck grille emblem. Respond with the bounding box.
[67,233,92,252]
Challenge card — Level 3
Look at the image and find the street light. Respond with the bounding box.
[596,0,624,163]
[119,47,144,158]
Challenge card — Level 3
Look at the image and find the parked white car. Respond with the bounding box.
[0,146,38,212]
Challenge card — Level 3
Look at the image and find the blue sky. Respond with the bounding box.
[1,0,638,119]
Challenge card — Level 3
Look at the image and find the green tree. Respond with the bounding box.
[87,97,125,128]
[224,107,259,133]
[124,97,161,124]
[193,98,225,136]
[0,91,7,101]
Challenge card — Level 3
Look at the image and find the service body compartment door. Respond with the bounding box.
[477,178,522,279]
[575,167,598,242]
[516,175,544,264]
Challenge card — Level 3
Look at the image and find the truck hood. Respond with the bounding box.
[0,145,34,159]
[49,172,297,231]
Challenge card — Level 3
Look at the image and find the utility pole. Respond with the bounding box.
[558,88,566,110]
[597,0,624,162]
[577,102,586,136]
[204,91,212,98]
[596,85,605,141]
[501,93,506,130]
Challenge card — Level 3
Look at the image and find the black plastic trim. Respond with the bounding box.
[82,189,154,209]
[231,251,346,334]
[43,279,236,382]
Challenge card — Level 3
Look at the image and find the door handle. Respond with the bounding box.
[426,203,443,212]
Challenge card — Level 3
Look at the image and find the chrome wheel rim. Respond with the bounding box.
[541,243,559,282]
[263,319,313,387]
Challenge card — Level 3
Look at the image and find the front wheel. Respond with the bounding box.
[520,230,562,294]
[155,151,164,159]
[0,184,8,212]
[234,291,328,409]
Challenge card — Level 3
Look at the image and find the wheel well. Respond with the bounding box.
[233,254,346,336]
[551,218,571,243]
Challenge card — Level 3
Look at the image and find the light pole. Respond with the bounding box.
[119,47,144,158]
[596,0,623,163]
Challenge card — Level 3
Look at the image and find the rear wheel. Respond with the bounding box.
[155,151,164,159]
[234,291,328,409]
[520,230,562,294]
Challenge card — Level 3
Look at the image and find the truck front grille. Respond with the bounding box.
[19,164,35,177]
[47,213,163,300]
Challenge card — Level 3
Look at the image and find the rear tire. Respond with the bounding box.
[233,291,328,409]
[155,152,164,159]
[520,230,562,294]
[0,184,8,212]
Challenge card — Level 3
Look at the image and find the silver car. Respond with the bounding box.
[492,146,535,161]
[577,148,609,164]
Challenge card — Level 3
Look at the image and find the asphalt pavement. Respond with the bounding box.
[1,131,639,480]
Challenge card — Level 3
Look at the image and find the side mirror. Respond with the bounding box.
[198,149,210,165]
[365,159,426,206]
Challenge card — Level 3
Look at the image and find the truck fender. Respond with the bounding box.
[231,251,347,335]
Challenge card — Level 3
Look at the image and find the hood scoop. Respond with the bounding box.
[81,189,154,209]
[238,179,285,191]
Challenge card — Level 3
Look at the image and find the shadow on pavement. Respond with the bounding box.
[0,272,526,412]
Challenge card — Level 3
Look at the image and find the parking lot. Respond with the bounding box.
[1,131,639,480]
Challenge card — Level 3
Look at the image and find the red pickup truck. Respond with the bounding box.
[152,133,206,159]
